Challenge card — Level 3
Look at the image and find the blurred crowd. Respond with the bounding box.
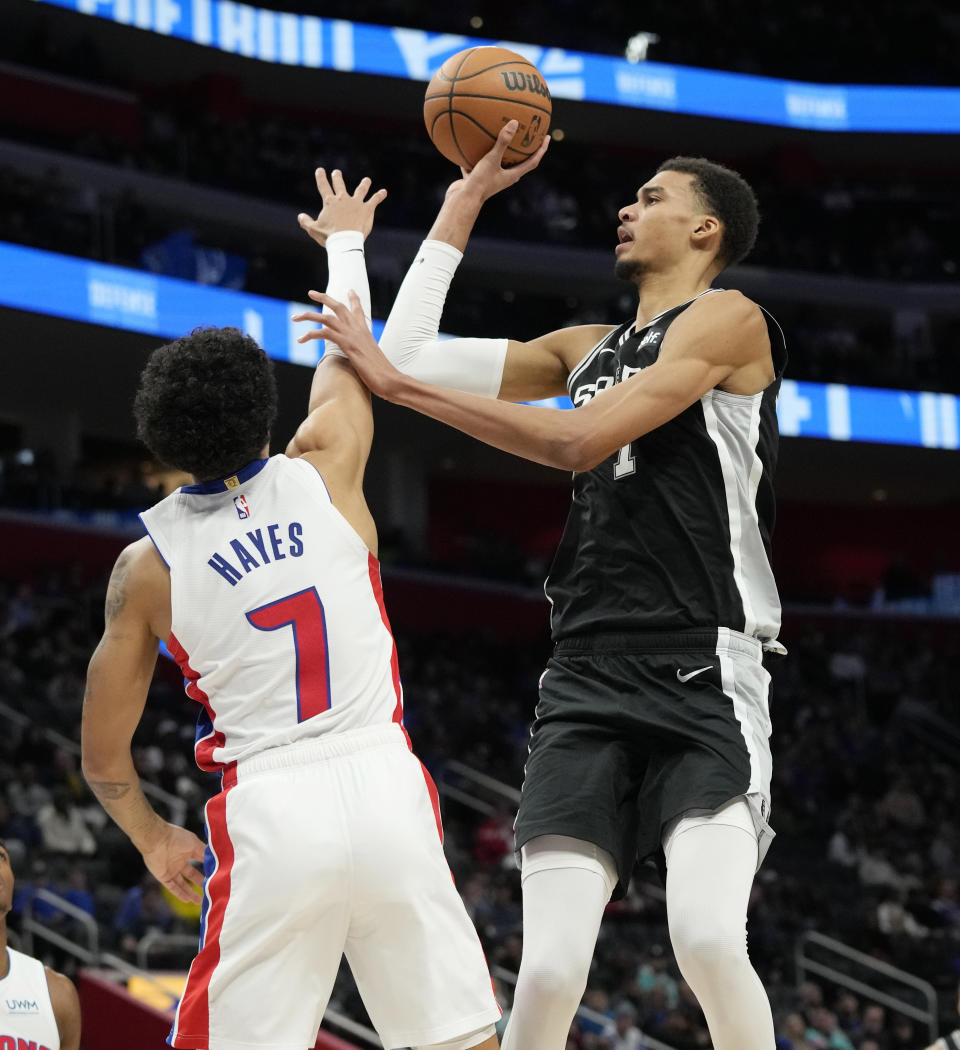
[2,111,956,290]
[1,561,959,1048]
[2,158,958,395]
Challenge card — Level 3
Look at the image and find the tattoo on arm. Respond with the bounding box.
[88,780,132,800]
[105,550,132,624]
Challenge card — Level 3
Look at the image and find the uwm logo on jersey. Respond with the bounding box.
[3,999,38,1013]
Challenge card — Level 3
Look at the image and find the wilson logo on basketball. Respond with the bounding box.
[498,71,550,98]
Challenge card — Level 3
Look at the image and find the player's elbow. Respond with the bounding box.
[556,426,605,473]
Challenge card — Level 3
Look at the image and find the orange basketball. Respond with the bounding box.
[424,46,552,169]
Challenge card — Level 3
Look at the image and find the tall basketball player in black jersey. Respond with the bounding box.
[303,122,784,1050]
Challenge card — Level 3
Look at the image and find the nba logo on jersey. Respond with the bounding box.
[233,494,250,519]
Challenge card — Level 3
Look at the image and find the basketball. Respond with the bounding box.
[424,46,552,169]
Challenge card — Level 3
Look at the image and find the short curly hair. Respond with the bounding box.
[656,156,760,268]
[134,327,278,481]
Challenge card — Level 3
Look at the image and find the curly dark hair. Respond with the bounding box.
[134,327,278,481]
[656,156,760,268]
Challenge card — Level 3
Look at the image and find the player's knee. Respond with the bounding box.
[670,909,749,970]
[518,953,591,1011]
[416,1022,498,1050]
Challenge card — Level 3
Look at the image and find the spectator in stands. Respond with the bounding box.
[876,775,926,831]
[34,786,96,857]
[779,1011,816,1050]
[833,993,862,1041]
[473,806,516,867]
[877,889,929,939]
[0,795,36,858]
[929,820,958,873]
[860,1005,887,1049]
[930,878,960,933]
[6,762,51,821]
[886,1016,915,1049]
[601,1002,644,1050]
[805,1007,855,1050]
[113,873,174,955]
[10,857,61,923]
[632,944,679,1009]
[60,864,95,919]
[579,987,614,1037]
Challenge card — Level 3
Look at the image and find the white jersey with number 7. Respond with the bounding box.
[139,455,402,774]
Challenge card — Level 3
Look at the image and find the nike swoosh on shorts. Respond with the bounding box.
[676,666,712,683]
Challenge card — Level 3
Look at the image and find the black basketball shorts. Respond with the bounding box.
[514,628,775,898]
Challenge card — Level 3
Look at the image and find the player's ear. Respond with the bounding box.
[692,215,721,249]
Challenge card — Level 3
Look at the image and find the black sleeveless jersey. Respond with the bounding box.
[545,291,788,644]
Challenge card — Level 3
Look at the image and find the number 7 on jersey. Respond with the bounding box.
[246,587,332,722]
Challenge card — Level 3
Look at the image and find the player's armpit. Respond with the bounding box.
[46,964,81,1050]
[289,357,372,475]
[291,357,378,552]
[499,324,616,403]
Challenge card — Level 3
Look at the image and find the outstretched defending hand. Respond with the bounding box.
[140,821,207,904]
[298,169,388,247]
[447,119,550,204]
[294,291,401,398]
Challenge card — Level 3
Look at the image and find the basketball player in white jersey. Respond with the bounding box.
[81,177,501,1050]
[0,840,81,1050]
[299,126,784,1050]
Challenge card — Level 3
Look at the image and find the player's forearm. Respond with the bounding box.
[390,373,585,470]
[82,751,164,853]
[425,184,486,252]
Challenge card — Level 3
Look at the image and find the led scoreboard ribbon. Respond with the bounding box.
[2,241,956,449]
[27,1,960,133]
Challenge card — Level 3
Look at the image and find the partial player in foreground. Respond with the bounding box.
[81,177,501,1050]
[302,123,786,1050]
[0,841,81,1050]
[924,983,960,1050]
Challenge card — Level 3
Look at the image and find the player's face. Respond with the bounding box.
[614,170,707,279]
[0,843,13,916]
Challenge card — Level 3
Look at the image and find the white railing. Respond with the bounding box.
[0,698,187,826]
[135,931,200,971]
[436,759,521,818]
[795,929,938,1043]
[22,887,99,963]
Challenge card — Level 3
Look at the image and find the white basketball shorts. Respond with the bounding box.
[169,723,501,1050]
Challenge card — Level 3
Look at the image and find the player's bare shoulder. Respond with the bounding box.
[44,967,81,1050]
[671,289,773,394]
[688,288,766,332]
[105,535,171,639]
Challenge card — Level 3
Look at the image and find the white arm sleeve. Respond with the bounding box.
[379,239,507,398]
[321,229,372,357]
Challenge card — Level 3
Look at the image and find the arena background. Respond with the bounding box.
[0,2,958,1048]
